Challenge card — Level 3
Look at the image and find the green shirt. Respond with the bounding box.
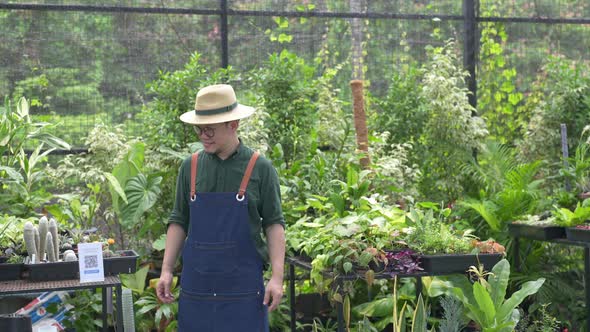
[168,141,285,263]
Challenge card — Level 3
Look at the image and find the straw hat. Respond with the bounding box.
[180,84,255,125]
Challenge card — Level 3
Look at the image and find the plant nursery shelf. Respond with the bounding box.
[511,235,590,331]
[508,223,566,241]
[0,276,123,332]
[0,250,139,282]
[286,254,497,332]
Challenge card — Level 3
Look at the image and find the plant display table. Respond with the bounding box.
[287,255,499,332]
[0,276,123,332]
[512,236,590,331]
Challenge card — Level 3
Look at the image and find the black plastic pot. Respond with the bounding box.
[103,250,139,275]
[26,260,79,281]
[418,253,503,274]
[25,250,139,281]
[0,263,24,281]
[508,223,566,241]
[566,227,590,242]
[0,314,32,332]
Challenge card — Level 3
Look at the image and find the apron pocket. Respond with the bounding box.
[192,241,238,275]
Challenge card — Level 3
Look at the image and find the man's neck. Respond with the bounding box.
[217,137,240,160]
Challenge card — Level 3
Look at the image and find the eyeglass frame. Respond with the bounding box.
[192,123,227,138]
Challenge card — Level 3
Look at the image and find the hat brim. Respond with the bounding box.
[179,104,255,125]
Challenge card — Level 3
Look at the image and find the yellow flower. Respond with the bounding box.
[107,238,115,245]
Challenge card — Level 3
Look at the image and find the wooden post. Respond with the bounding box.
[350,80,370,169]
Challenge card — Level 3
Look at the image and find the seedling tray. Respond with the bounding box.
[25,250,139,281]
[417,253,503,274]
[566,227,590,242]
[104,250,138,275]
[0,263,24,281]
[508,223,565,241]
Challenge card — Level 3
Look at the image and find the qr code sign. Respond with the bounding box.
[84,255,98,269]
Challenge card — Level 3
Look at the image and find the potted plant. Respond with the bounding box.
[405,208,503,274]
[552,201,590,242]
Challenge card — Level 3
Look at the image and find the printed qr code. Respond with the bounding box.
[84,255,98,269]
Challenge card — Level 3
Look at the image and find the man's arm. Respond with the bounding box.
[156,223,186,303]
[263,224,285,311]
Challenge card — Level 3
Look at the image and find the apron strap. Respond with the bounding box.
[237,151,260,199]
[190,152,199,200]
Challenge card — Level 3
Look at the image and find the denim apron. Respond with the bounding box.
[178,151,269,332]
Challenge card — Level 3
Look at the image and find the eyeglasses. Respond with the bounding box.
[193,125,219,138]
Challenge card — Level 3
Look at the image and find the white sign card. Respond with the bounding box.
[77,242,105,283]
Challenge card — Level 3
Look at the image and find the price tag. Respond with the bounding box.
[77,243,105,283]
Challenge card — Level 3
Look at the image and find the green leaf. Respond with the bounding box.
[0,166,23,182]
[153,233,167,251]
[496,278,545,322]
[278,33,293,43]
[120,174,162,228]
[343,261,353,273]
[104,172,128,205]
[473,282,495,325]
[489,259,510,308]
[120,265,150,293]
[411,294,427,332]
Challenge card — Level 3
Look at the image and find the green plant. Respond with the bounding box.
[438,296,465,332]
[446,259,545,331]
[561,125,590,193]
[405,207,474,255]
[140,52,233,150]
[460,142,544,236]
[477,0,523,143]
[417,40,488,202]
[0,97,70,216]
[552,200,590,227]
[250,50,320,166]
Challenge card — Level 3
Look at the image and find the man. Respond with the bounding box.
[156,84,286,331]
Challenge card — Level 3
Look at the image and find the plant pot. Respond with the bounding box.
[26,261,79,281]
[508,223,566,241]
[295,293,332,319]
[25,250,139,281]
[565,226,590,242]
[0,263,24,281]
[417,253,503,274]
[0,314,32,332]
[103,250,138,275]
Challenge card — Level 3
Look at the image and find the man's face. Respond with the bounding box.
[193,121,236,155]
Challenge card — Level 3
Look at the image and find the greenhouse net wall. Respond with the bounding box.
[0,0,589,149]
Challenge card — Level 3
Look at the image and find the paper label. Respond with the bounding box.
[77,243,104,283]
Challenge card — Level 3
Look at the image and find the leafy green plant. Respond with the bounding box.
[250,50,319,166]
[405,207,474,255]
[417,40,488,202]
[438,296,465,332]
[477,0,523,143]
[552,200,590,227]
[460,142,544,235]
[446,259,545,331]
[140,52,234,150]
[0,97,70,216]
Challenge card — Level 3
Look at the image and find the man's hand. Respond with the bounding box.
[156,271,175,303]
[263,276,284,312]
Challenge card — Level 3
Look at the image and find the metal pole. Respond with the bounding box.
[561,124,572,192]
[289,264,296,332]
[220,0,229,69]
[463,0,477,110]
[585,247,590,332]
[102,287,108,332]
